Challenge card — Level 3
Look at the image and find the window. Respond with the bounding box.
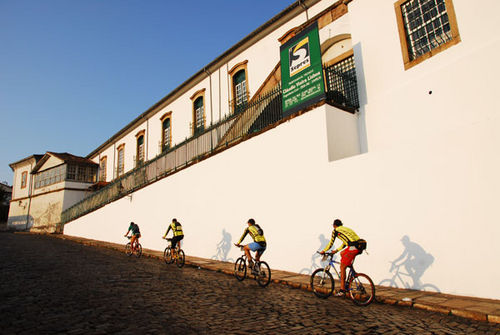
[21,171,27,189]
[117,144,125,177]
[323,51,360,110]
[160,112,172,152]
[66,165,76,180]
[190,89,206,135]
[64,164,96,184]
[135,130,145,166]
[99,156,107,182]
[34,165,68,189]
[229,60,249,114]
[395,0,460,70]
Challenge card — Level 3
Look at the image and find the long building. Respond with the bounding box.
[9,0,500,299]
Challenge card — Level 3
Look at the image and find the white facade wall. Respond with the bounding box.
[11,164,32,200]
[65,0,500,299]
[87,0,334,179]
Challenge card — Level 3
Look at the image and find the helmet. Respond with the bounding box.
[247,218,255,225]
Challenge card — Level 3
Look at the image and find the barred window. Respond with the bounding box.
[194,96,204,134]
[117,147,125,177]
[324,55,359,110]
[395,0,460,69]
[137,135,144,163]
[234,70,248,107]
[162,118,171,151]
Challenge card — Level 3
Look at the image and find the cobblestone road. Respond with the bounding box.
[1,233,498,334]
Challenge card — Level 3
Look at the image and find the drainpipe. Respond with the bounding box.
[299,0,309,21]
[204,67,213,125]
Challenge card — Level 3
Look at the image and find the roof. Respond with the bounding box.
[9,154,44,171]
[31,152,98,174]
[86,0,323,159]
[0,182,12,192]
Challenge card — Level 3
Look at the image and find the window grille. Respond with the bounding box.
[324,56,359,110]
[400,0,452,60]
[137,136,144,163]
[162,118,171,150]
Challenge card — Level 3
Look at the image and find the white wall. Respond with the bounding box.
[65,103,500,299]
[86,0,335,179]
[64,0,500,299]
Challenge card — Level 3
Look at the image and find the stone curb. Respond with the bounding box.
[37,233,500,325]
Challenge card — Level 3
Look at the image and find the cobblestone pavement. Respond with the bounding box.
[1,233,498,335]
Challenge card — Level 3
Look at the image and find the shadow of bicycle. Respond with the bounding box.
[379,235,440,292]
[211,228,234,263]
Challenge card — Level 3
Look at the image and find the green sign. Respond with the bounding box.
[280,22,325,117]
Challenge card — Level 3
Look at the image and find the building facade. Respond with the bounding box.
[8,152,98,233]
[12,0,500,299]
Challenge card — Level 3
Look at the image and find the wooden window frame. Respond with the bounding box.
[135,130,145,164]
[117,143,125,177]
[99,156,107,182]
[395,0,460,70]
[228,60,249,113]
[190,89,206,135]
[160,112,172,152]
[21,171,27,189]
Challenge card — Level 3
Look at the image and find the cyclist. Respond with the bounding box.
[163,218,184,255]
[234,218,266,273]
[124,222,141,251]
[320,219,361,296]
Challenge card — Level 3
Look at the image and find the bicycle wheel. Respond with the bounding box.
[125,243,132,256]
[176,249,185,268]
[164,246,173,264]
[311,268,334,298]
[255,261,271,287]
[234,257,246,281]
[135,244,142,258]
[348,273,375,306]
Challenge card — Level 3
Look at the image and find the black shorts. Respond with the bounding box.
[171,235,184,248]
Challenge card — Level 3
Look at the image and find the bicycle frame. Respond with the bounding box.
[322,253,357,287]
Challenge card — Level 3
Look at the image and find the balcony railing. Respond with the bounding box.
[61,62,359,225]
[61,86,283,225]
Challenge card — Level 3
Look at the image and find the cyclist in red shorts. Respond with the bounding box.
[320,219,361,296]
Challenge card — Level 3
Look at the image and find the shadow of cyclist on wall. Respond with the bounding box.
[380,235,439,292]
[212,229,233,262]
[299,234,329,274]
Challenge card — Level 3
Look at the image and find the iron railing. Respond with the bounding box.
[61,62,360,224]
[61,86,283,224]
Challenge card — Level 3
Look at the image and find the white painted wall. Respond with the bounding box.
[65,0,500,299]
[86,0,334,180]
[65,102,500,300]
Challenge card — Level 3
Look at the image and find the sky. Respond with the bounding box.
[0,0,296,185]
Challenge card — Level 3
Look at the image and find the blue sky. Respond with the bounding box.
[0,0,295,184]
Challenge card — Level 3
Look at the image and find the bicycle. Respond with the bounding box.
[310,252,375,306]
[125,236,142,257]
[234,245,271,287]
[163,238,185,268]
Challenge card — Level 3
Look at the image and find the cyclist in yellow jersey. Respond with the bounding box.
[320,219,360,296]
[234,218,266,271]
[163,218,184,252]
